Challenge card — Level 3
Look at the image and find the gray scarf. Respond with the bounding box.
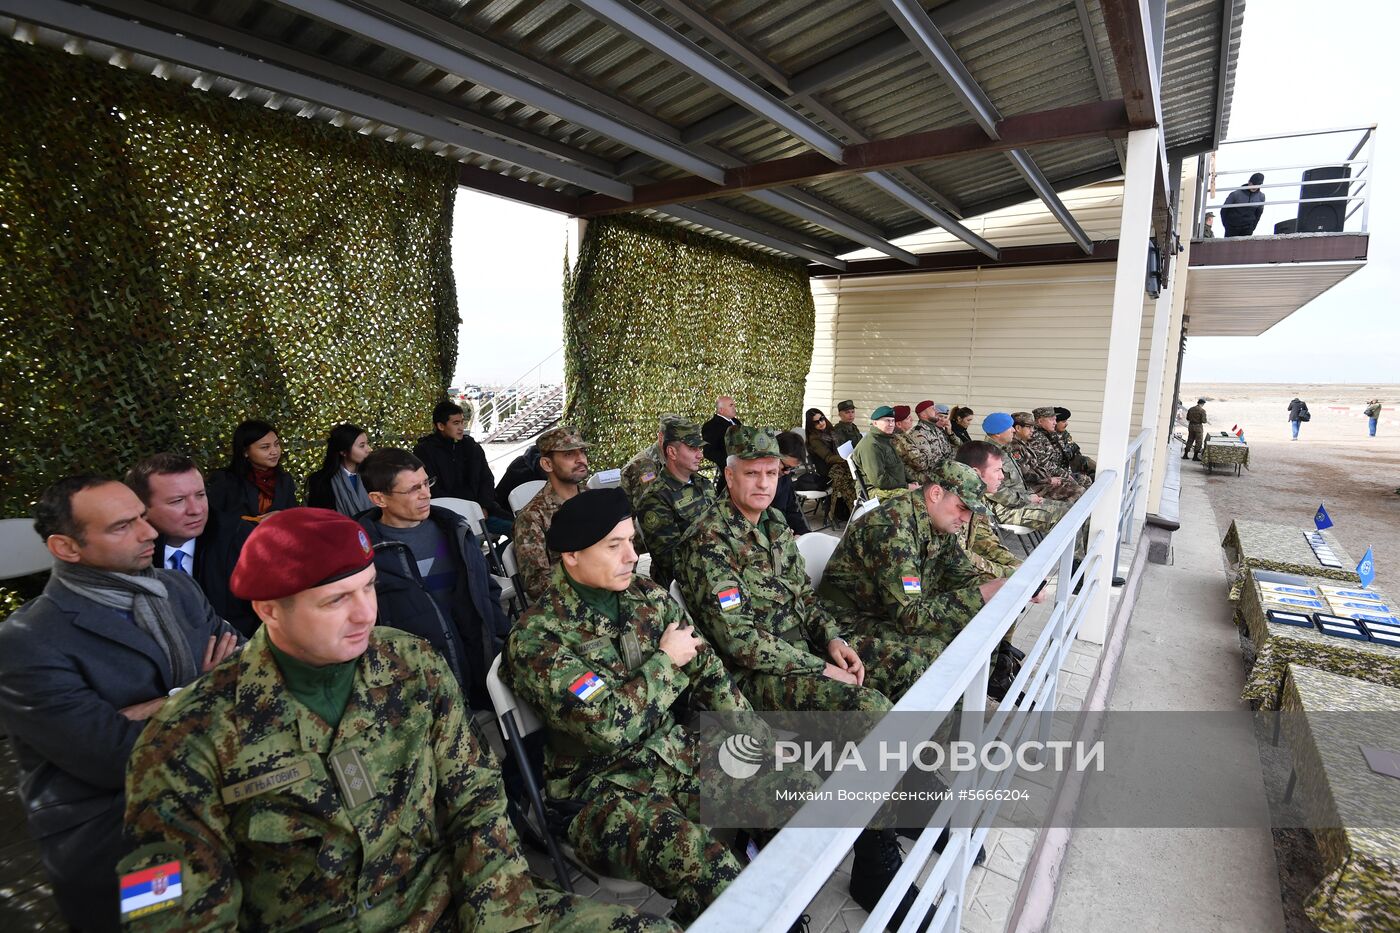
[331,468,372,518]
[51,561,198,686]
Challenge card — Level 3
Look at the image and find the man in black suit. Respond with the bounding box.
[701,395,741,493]
[126,453,259,635]
[0,476,241,931]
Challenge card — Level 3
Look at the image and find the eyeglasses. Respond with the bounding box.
[387,476,436,496]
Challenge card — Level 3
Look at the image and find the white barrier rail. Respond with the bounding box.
[690,429,1153,932]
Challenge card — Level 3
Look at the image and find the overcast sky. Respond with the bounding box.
[448,0,1397,388]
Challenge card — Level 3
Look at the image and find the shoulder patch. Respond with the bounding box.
[568,671,606,703]
[715,583,743,611]
[640,471,657,483]
[120,860,182,919]
[901,575,922,594]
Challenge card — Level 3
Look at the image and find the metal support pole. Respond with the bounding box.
[1135,163,1182,527]
[1080,127,1160,644]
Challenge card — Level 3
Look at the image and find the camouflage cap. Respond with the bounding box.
[662,416,704,447]
[537,424,589,453]
[1011,411,1035,427]
[837,399,856,412]
[1032,406,1057,420]
[929,461,990,515]
[658,413,688,429]
[725,425,782,460]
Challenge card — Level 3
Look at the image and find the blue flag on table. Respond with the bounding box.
[1314,504,1333,530]
[1357,548,1376,588]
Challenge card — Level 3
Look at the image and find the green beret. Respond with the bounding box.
[871,405,895,420]
[930,461,990,516]
[725,425,782,460]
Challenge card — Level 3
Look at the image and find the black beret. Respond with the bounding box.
[1055,407,1071,421]
[546,488,632,553]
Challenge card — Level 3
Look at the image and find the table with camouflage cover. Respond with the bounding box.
[1221,518,1359,600]
[1201,435,1249,474]
[1278,665,1400,933]
[1238,570,1400,709]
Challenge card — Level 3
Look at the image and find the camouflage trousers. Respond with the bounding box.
[827,463,858,512]
[991,501,1067,536]
[1030,478,1085,502]
[531,889,680,932]
[735,634,936,712]
[568,766,742,924]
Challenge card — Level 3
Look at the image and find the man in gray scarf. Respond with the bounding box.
[0,476,241,931]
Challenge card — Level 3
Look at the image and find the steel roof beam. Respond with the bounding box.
[1211,0,1239,147]
[657,204,847,270]
[644,0,792,95]
[89,0,617,175]
[578,100,1131,216]
[269,0,728,182]
[1073,0,1127,169]
[816,240,1121,279]
[749,190,919,264]
[6,0,633,198]
[568,0,843,163]
[877,0,1093,253]
[861,173,999,258]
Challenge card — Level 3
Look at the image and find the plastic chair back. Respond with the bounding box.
[796,534,839,588]
[508,480,547,514]
[0,519,52,580]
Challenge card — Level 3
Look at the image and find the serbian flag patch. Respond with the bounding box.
[717,587,743,611]
[902,576,922,594]
[120,860,182,918]
[568,672,605,703]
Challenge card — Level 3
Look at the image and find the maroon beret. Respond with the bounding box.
[915,400,936,414]
[231,508,375,601]
[892,405,911,421]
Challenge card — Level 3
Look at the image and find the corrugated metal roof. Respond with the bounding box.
[5,0,1247,261]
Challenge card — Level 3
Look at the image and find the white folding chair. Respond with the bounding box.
[842,498,881,541]
[586,468,622,490]
[497,542,523,616]
[434,497,507,574]
[508,480,547,514]
[0,519,52,580]
[997,522,1041,558]
[668,580,687,612]
[484,657,652,896]
[795,533,839,589]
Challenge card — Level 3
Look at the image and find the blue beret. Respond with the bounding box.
[982,412,1014,434]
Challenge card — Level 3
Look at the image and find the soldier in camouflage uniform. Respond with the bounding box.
[907,401,953,476]
[982,414,1068,535]
[505,489,754,925]
[1010,412,1083,503]
[830,399,864,452]
[817,462,1011,652]
[851,406,912,500]
[890,405,930,485]
[950,442,1022,581]
[1033,407,1092,487]
[618,414,688,510]
[515,425,590,604]
[634,417,715,588]
[674,426,934,713]
[118,508,671,932]
[1054,407,1096,476]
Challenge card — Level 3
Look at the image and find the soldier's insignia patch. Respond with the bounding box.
[641,471,657,483]
[717,586,743,611]
[120,860,182,918]
[568,671,606,702]
[901,576,922,594]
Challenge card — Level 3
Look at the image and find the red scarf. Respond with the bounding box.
[250,467,280,515]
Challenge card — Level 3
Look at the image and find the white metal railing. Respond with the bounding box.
[691,429,1154,932]
[1113,431,1150,577]
[1195,124,1377,237]
[465,345,564,439]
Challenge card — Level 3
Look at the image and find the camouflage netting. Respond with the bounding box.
[564,215,816,468]
[0,40,459,615]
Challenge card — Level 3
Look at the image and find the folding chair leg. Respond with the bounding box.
[502,711,573,891]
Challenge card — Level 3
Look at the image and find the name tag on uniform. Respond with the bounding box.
[579,636,611,655]
[120,860,182,919]
[220,759,313,805]
[717,587,743,611]
[902,576,922,594]
[329,748,378,810]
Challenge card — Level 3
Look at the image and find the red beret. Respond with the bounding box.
[231,508,375,601]
[892,405,911,421]
[915,400,936,414]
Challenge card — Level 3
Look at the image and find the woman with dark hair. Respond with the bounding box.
[804,407,856,519]
[207,419,298,518]
[305,424,373,516]
[950,406,975,447]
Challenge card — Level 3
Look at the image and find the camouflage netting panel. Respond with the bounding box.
[564,215,816,469]
[0,41,458,617]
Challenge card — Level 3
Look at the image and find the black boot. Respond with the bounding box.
[1192,455,1201,462]
[850,829,931,932]
[1181,452,1189,459]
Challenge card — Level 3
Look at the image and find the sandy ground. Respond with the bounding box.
[1181,383,1400,590]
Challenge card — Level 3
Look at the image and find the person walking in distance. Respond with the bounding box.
[1287,397,1309,440]
[1364,399,1382,437]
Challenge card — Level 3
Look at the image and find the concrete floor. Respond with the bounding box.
[1046,456,1287,932]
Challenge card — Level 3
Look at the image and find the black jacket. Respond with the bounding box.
[0,573,239,931]
[151,510,258,636]
[773,474,811,534]
[304,466,336,511]
[495,445,546,515]
[702,414,740,468]
[1222,187,1266,235]
[358,506,509,709]
[205,467,297,518]
[413,432,508,521]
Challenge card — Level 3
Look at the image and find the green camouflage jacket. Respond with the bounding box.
[960,509,1020,580]
[119,627,546,932]
[816,488,985,646]
[914,420,954,470]
[830,420,863,451]
[850,430,908,498]
[674,498,841,680]
[513,482,566,604]
[635,469,715,588]
[1018,429,1073,483]
[892,430,933,485]
[988,436,1036,511]
[504,564,748,801]
[619,442,663,509]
